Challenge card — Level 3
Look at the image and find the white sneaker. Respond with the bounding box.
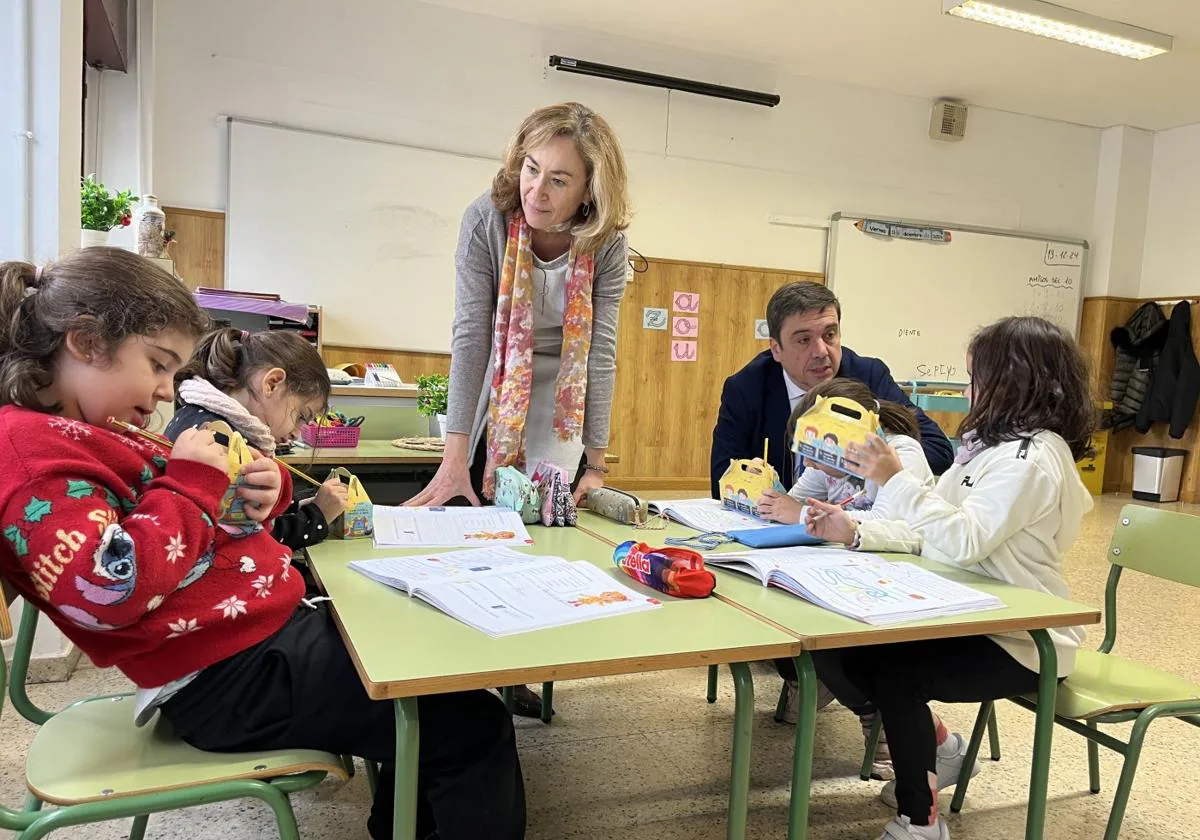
[780,679,836,725]
[879,733,981,809]
[877,815,950,840]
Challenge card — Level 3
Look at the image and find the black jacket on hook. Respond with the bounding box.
[1109,302,1167,431]
[1136,301,1200,438]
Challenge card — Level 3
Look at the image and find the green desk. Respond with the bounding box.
[305,527,800,840]
[280,439,442,466]
[576,511,1101,840]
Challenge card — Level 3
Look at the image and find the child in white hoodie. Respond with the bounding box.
[806,316,1094,840]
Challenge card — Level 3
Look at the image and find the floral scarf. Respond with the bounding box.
[484,210,594,497]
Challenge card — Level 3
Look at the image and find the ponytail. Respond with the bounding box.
[0,262,53,410]
[177,327,330,404]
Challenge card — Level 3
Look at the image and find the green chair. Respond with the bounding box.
[3,600,347,840]
[950,504,1200,840]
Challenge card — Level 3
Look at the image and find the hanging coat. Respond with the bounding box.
[1136,301,1200,438]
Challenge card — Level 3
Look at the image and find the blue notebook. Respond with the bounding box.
[725,524,824,549]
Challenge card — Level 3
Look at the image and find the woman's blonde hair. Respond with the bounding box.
[491,102,631,255]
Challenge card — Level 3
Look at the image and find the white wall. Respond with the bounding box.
[151,0,1101,281]
[1141,122,1200,299]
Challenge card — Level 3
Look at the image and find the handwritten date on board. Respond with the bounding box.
[1043,245,1082,267]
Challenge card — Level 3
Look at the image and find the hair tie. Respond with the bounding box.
[33,266,43,282]
[874,398,881,411]
[239,330,249,340]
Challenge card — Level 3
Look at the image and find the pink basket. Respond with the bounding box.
[301,423,362,448]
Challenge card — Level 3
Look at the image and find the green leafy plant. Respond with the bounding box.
[416,374,449,418]
[80,175,138,231]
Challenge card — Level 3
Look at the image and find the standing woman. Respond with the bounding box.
[409,102,632,509]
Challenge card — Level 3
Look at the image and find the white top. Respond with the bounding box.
[783,369,806,414]
[856,431,1093,677]
[523,253,584,477]
[532,254,570,355]
[789,433,932,521]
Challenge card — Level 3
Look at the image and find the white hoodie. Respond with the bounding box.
[855,431,1093,677]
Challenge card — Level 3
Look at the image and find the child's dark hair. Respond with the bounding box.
[177,328,330,406]
[961,316,1094,461]
[788,378,921,443]
[0,248,211,412]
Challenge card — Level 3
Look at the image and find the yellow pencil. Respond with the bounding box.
[106,416,323,488]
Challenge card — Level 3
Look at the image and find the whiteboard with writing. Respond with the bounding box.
[826,213,1086,382]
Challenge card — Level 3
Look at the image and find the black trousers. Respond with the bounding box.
[842,636,1042,824]
[774,651,875,717]
[160,604,526,840]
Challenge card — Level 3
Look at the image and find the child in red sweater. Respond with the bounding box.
[0,249,524,840]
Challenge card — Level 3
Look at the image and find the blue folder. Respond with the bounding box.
[725,523,824,549]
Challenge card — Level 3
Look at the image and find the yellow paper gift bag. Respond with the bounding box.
[329,467,373,539]
[207,421,257,527]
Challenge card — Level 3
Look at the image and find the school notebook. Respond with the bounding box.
[704,548,1004,625]
[647,498,774,533]
[371,506,534,549]
[350,547,662,637]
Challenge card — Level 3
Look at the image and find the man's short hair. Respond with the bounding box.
[766,282,841,343]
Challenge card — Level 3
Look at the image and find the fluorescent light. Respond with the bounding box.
[943,0,1172,60]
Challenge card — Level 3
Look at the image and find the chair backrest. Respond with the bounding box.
[1109,504,1200,588]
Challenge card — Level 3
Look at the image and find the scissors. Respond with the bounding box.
[346,415,365,427]
[664,531,736,551]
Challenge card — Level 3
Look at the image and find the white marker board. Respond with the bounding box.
[826,213,1086,382]
[225,119,500,353]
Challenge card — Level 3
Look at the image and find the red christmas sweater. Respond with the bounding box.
[0,406,304,687]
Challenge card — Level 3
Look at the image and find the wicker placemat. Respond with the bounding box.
[392,437,446,452]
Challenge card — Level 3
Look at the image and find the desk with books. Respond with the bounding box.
[574,510,1101,840]
[305,527,800,840]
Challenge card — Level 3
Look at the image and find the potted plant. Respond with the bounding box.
[416,374,450,440]
[80,175,138,248]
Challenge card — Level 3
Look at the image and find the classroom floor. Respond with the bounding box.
[2,494,1198,840]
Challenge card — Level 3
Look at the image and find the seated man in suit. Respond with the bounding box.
[710,281,953,498]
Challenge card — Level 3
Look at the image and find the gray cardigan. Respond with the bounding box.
[445,192,629,453]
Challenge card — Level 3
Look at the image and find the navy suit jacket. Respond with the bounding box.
[709,348,954,498]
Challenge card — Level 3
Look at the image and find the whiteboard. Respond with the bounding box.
[826,213,1086,382]
[225,119,500,352]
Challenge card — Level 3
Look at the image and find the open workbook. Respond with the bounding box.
[647,498,774,532]
[350,547,662,637]
[704,547,1004,625]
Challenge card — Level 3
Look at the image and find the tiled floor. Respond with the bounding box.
[2,494,1198,839]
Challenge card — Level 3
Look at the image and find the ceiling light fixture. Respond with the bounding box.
[942,0,1172,60]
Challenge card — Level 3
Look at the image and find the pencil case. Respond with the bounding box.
[613,541,716,599]
[494,466,541,525]
[586,487,649,526]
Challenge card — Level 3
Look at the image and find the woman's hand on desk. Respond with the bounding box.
[406,433,480,507]
[573,469,604,506]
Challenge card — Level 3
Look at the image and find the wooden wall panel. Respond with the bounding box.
[1083,297,1200,502]
[1078,296,1140,399]
[163,207,225,291]
[321,345,451,381]
[606,259,824,490]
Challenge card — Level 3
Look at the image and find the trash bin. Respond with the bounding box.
[1131,447,1187,503]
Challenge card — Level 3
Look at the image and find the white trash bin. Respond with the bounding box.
[1131,446,1186,503]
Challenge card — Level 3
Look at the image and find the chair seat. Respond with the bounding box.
[1037,649,1200,720]
[26,694,347,805]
